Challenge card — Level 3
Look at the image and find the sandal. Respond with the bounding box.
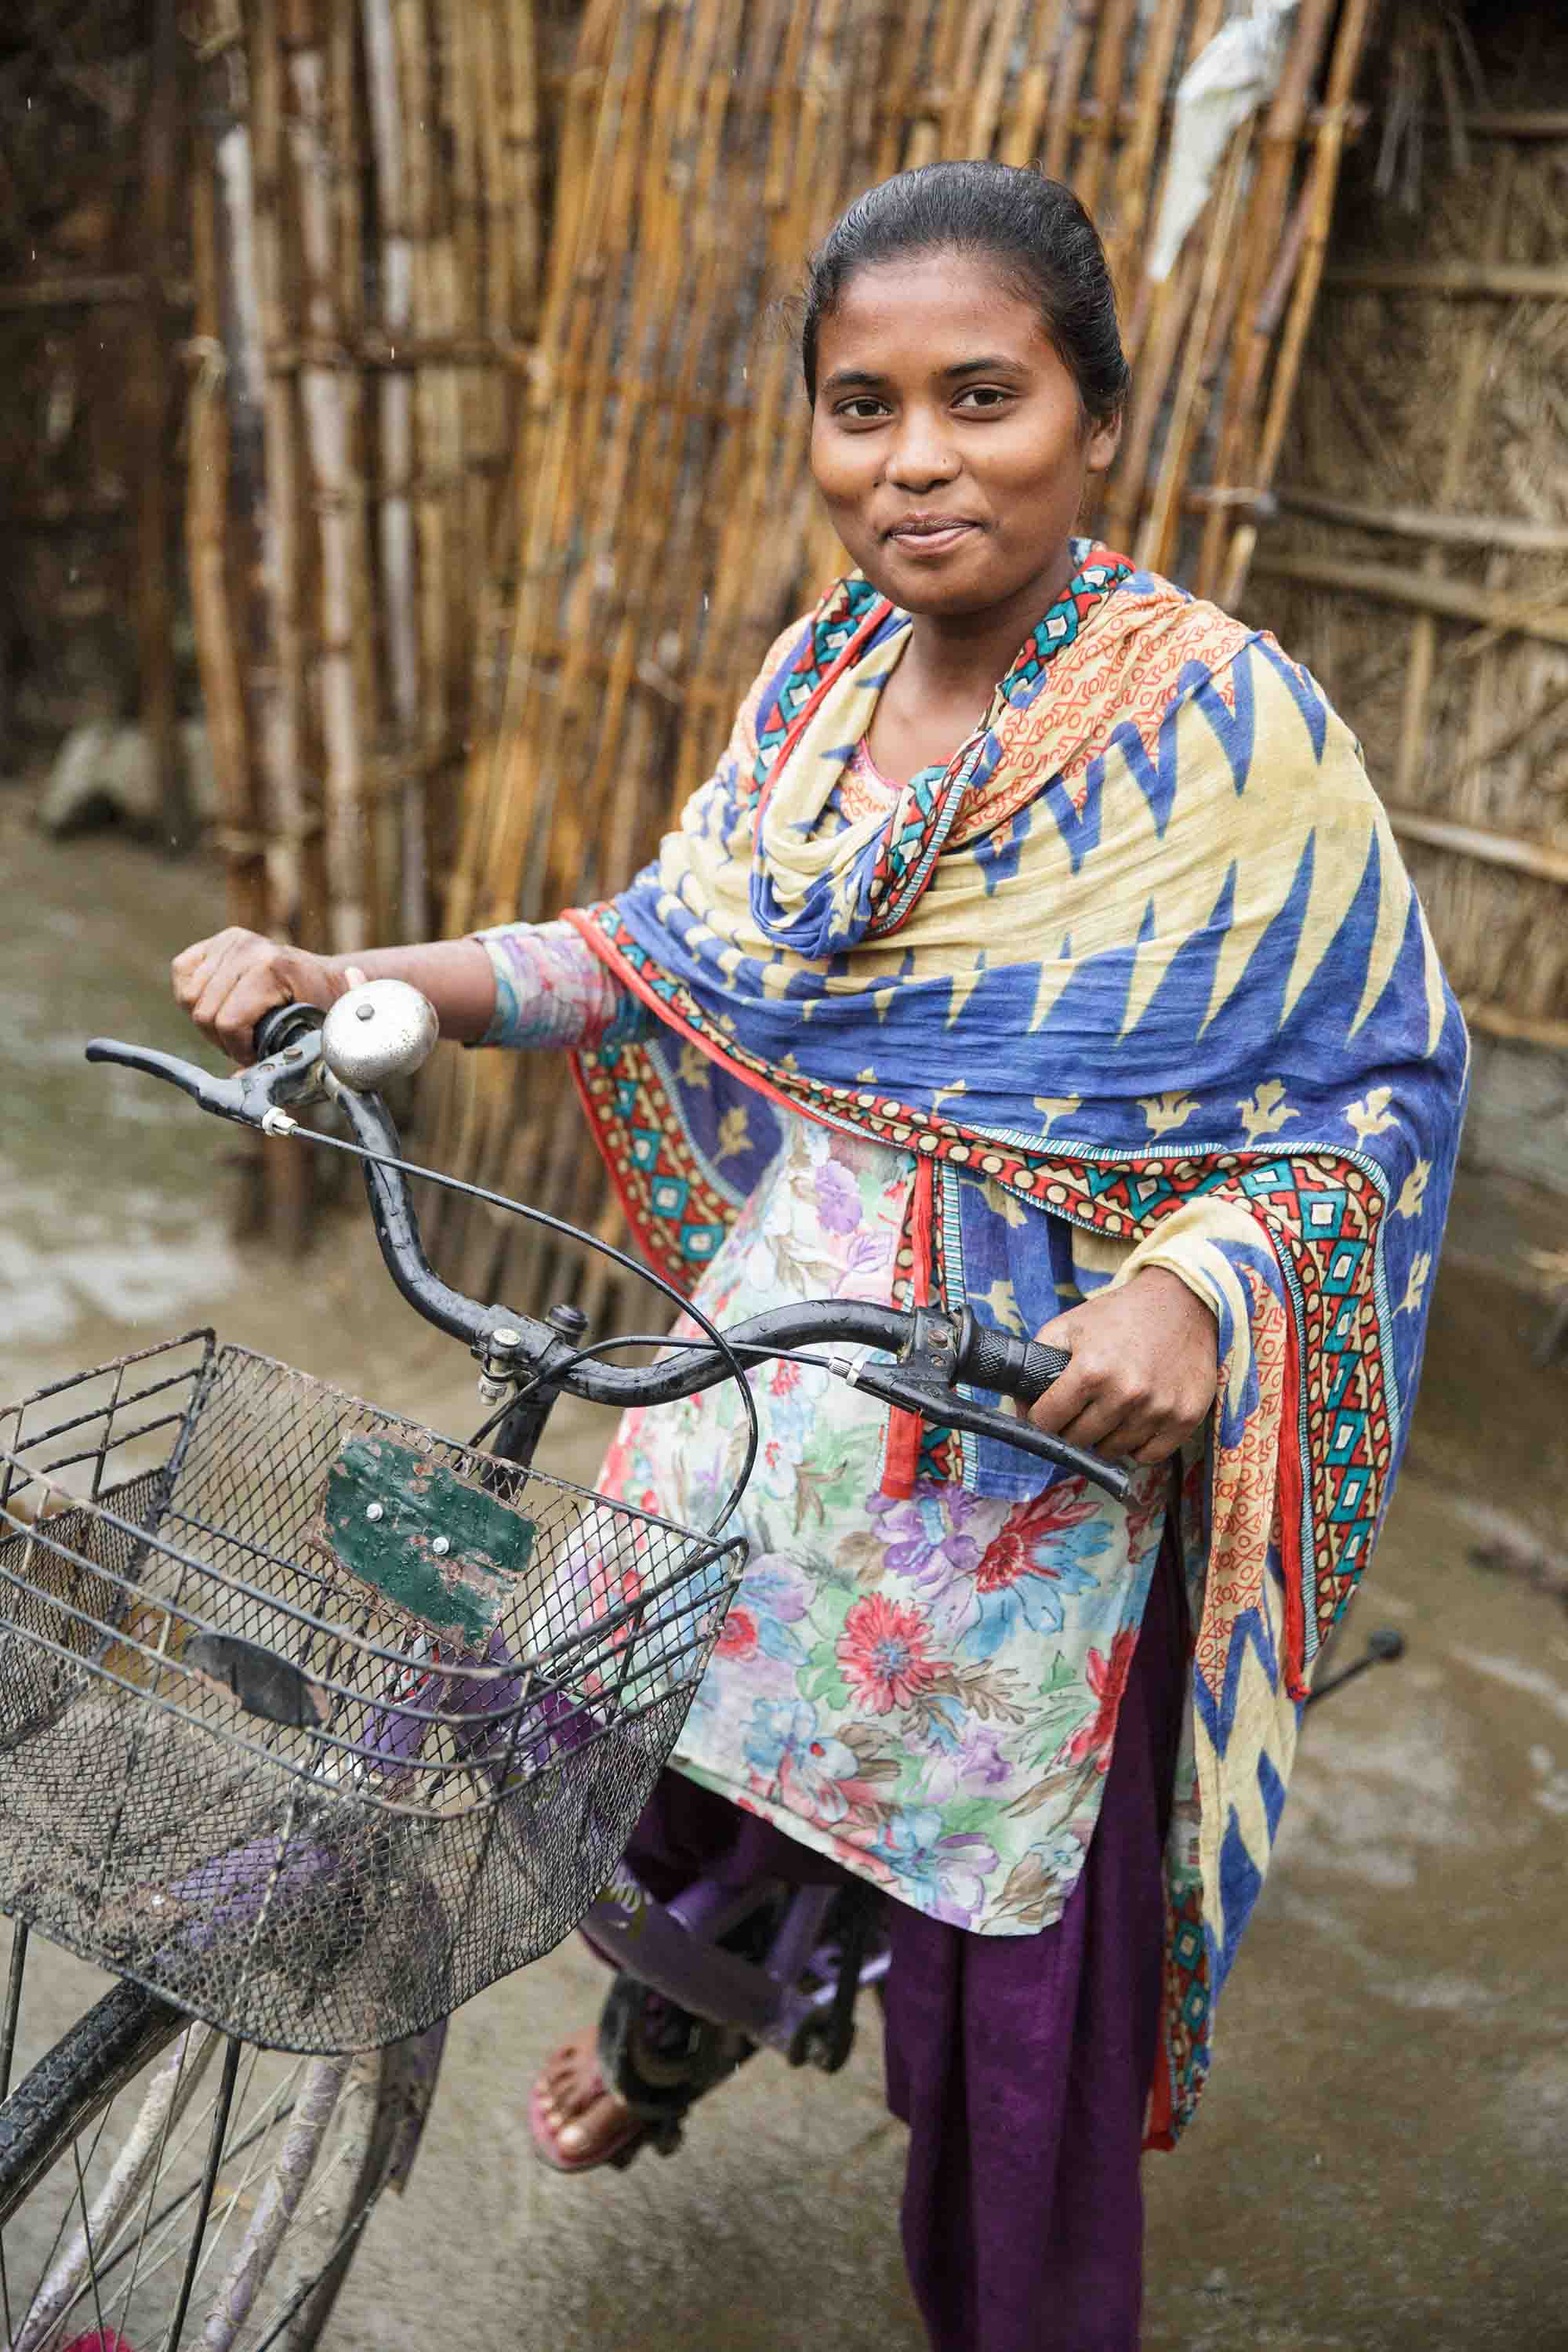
[526,2058,656,2175]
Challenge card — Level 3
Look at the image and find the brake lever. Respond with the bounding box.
[85,1036,327,1130]
[845,1359,1131,1504]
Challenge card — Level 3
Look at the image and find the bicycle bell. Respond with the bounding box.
[320,978,440,1092]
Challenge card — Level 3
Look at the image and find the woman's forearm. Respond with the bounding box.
[172,919,638,1063]
[172,926,496,1062]
[321,938,499,1043]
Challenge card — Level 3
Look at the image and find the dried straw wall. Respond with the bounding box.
[1244,4,1568,1058]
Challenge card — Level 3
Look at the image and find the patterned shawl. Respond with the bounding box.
[562,543,1468,2140]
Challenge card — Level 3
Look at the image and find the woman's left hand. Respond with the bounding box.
[1025,1267,1219,1465]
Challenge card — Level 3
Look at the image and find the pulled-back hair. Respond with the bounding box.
[800,161,1129,426]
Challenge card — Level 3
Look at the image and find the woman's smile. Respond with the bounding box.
[884,511,983,558]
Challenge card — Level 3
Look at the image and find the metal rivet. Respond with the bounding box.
[355,1000,376,1022]
[492,1327,521,1348]
[432,1535,451,1557]
[365,1502,384,1523]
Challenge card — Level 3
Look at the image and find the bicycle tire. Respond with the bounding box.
[0,1979,183,2226]
[0,1981,432,2351]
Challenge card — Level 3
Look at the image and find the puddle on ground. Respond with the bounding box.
[1,808,239,1373]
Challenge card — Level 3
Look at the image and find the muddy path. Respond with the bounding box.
[2,808,1565,2349]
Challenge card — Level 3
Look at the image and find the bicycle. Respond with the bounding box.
[0,977,1134,2352]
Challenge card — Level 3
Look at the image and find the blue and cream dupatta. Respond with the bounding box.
[561,546,1468,2140]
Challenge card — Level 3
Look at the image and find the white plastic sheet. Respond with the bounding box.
[1147,1,1299,283]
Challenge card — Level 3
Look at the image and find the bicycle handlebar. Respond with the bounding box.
[87,996,1129,1504]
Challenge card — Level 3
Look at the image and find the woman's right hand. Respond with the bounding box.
[171,927,349,1064]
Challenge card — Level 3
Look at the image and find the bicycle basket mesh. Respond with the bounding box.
[0,1335,745,2053]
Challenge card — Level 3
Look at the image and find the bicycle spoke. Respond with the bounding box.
[67,2143,107,2351]
[38,2086,299,2346]
[162,2036,241,2352]
[9,2098,116,2352]
[117,2042,266,2307]
[113,2024,202,2348]
[10,2030,211,2352]
[186,2057,347,2352]
[34,2059,307,2352]
[162,2058,305,2341]
[0,1926,29,2103]
[249,2180,383,2352]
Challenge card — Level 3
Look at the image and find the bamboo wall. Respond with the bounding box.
[1243,2,1568,1058]
[421,0,1379,1316]
[185,0,569,967]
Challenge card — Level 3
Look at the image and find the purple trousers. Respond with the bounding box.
[619,1532,1186,2352]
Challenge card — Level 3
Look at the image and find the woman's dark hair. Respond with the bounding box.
[800,160,1129,426]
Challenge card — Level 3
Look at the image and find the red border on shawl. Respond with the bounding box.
[564,910,836,1175]
[880,1156,936,1498]
[1277,1310,1308,1698]
[750,599,893,848]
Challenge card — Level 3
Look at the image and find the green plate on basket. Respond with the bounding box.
[317,1433,538,1650]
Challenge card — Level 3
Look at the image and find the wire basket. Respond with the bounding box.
[0,1334,745,2054]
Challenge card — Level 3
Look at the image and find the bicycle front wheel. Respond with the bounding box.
[0,1975,431,2352]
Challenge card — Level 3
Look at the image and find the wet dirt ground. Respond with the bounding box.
[2,803,1566,2349]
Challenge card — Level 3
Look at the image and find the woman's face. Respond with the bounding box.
[808,250,1120,622]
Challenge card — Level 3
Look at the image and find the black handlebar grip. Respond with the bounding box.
[253,1001,325,1060]
[959,1318,1072,1407]
[1015,1338,1073,1403]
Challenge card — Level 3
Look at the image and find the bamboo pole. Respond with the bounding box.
[1191,0,1336,596]
[1135,129,1248,576]
[134,0,189,850]
[1070,0,1135,217]
[1099,0,1189,303]
[1218,0,1377,608]
[1462,1003,1568,1052]
[249,0,318,952]
[1387,151,1515,818]
[1323,260,1568,298]
[187,91,263,935]
[1382,807,1568,890]
[365,0,426,940]
[965,0,1032,160]
[1248,553,1568,651]
[1448,110,1568,137]
[0,274,196,310]
[1274,491,1568,556]
[289,9,372,953]
[1040,1,1095,183]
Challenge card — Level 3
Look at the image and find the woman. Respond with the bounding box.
[174,163,1465,2350]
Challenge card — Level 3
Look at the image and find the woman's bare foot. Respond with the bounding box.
[532,2024,635,2164]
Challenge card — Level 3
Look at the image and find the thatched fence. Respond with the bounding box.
[1244,3,1568,1062]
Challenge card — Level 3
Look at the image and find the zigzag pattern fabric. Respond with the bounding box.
[563,544,1467,2140]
